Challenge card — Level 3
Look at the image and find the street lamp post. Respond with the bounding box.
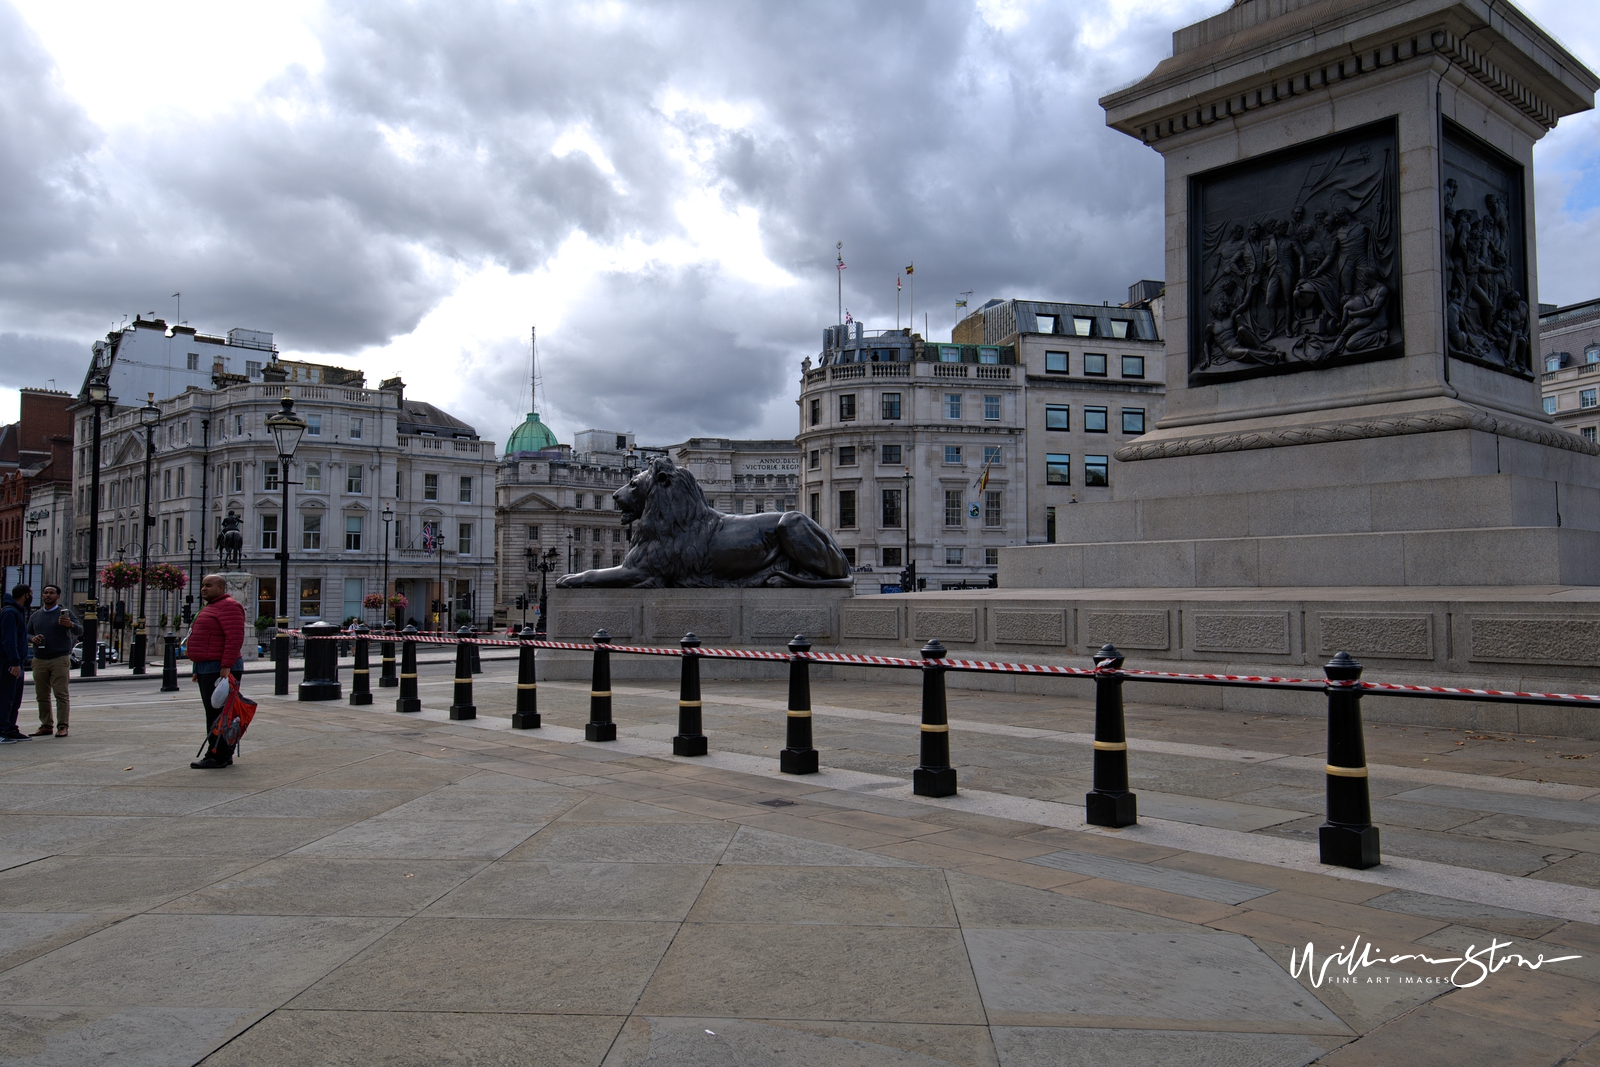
[381,504,394,627]
[184,535,197,625]
[132,393,160,674]
[900,469,916,594]
[80,374,114,678]
[566,530,574,574]
[264,390,307,696]
[536,546,556,637]
[25,514,45,593]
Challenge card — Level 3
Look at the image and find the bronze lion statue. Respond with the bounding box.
[555,457,853,588]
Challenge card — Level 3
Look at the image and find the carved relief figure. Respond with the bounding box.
[1443,181,1529,373]
[1192,126,1401,384]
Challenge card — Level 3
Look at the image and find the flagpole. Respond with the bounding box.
[897,277,901,329]
[836,242,843,325]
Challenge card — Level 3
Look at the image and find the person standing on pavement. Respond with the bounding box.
[186,574,245,769]
[1,586,33,744]
[28,585,81,738]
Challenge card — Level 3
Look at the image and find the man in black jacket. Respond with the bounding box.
[0,586,33,743]
[28,584,81,737]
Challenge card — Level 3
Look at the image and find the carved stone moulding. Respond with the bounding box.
[1188,119,1403,387]
[1442,120,1531,379]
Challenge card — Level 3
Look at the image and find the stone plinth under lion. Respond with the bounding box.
[556,457,852,589]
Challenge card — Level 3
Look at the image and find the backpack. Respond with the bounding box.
[198,682,257,758]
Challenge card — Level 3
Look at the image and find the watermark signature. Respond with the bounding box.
[1290,935,1582,989]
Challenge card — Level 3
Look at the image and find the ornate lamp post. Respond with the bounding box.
[536,546,557,637]
[24,514,44,592]
[184,534,197,624]
[80,373,114,677]
[264,390,307,696]
[381,504,394,627]
[132,393,160,674]
[567,530,574,574]
[900,469,916,593]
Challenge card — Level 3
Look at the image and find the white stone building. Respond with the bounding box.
[71,370,496,633]
[1538,297,1600,443]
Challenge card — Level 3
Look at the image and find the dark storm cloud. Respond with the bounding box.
[0,0,1208,437]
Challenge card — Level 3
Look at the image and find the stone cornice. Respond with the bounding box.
[1114,408,1600,461]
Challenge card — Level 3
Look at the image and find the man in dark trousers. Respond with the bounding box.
[187,574,245,769]
[0,586,32,743]
[28,584,81,737]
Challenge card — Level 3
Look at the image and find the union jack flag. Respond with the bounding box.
[422,525,438,555]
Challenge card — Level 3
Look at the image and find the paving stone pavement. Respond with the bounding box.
[1,656,1598,1067]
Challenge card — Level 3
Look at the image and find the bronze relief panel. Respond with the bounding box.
[1188,121,1403,387]
[1443,122,1531,378]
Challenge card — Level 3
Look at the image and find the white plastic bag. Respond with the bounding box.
[210,677,231,709]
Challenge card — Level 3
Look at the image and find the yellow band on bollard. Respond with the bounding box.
[454,677,472,684]
[591,690,611,698]
[1093,740,1128,751]
[1325,764,1369,777]
[400,673,417,679]
[679,700,702,707]
[920,723,949,732]
[353,669,369,674]
[786,710,812,717]
[516,683,536,690]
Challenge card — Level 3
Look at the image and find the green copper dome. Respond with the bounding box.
[505,411,559,454]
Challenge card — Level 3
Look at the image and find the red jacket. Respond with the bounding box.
[188,594,245,665]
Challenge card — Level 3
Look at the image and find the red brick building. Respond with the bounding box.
[0,389,74,573]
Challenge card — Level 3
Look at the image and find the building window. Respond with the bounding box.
[459,522,473,555]
[809,493,820,521]
[423,473,438,500]
[882,392,902,419]
[299,578,322,619]
[984,445,1002,466]
[163,469,171,499]
[1084,353,1107,377]
[839,394,857,421]
[261,515,278,550]
[234,414,245,436]
[1084,407,1108,433]
[939,346,961,362]
[882,546,902,568]
[881,444,902,464]
[343,578,363,623]
[944,445,962,465]
[809,398,820,426]
[1071,316,1094,337]
[302,513,322,550]
[246,360,262,379]
[1589,345,1600,365]
[984,395,1001,421]
[395,470,403,499]
[809,450,820,469]
[187,352,199,370]
[1085,455,1110,487]
[1046,505,1056,543]
[1046,453,1071,485]
[306,414,322,436]
[1121,355,1145,379]
[350,417,363,440]
[838,446,857,466]
[1584,427,1598,443]
[1123,408,1146,435]
[177,467,185,496]
[612,550,622,566]
[945,393,962,419]
[1548,354,1564,372]
[526,525,540,540]
[842,547,857,566]
[1544,396,1558,414]
[304,462,322,492]
[985,547,999,567]
[262,461,277,491]
[945,546,964,565]
[838,490,856,528]
[944,489,963,526]
[1045,351,1068,373]
[984,490,1002,527]
[459,476,473,503]
[345,515,363,551]
[1582,389,1597,409]
[882,488,902,528]
[1046,405,1069,431]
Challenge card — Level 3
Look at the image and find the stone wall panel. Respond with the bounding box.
[914,609,978,643]
[1082,611,1170,650]
[992,610,1067,646]
[1469,615,1600,666]
[1317,614,1434,659]
[1192,612,1290,655]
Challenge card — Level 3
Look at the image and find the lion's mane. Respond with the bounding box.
[621,461,725,587]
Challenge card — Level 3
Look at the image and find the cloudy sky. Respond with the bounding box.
[2,0,1597,447]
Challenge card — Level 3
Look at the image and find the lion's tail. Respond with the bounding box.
[768,571,855,588]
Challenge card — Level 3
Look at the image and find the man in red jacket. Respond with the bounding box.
[187,574,245,769]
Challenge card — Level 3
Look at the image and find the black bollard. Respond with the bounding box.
[448,625,477,720]
[379,624,398,688]
[511,625,540,729]
[1084,643,1137,827]
[1320,652,1380,869]
[132,617,147,675]
[297,621,343,701]
[913,639,957,797]
[274,627,290,696]
[469,626,482,674]
[396,625,421,713]
[160,631,180,693]
[585,629,616,741]
[780,634,819,774]
[673,633,708,756]
[349,624,373,706]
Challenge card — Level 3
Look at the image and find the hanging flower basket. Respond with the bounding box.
[145,563,188,592]
[387,594,408,610]
[100,561,143,591]
[362,592,386,610]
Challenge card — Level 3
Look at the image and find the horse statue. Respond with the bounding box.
[217,510,245,570]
